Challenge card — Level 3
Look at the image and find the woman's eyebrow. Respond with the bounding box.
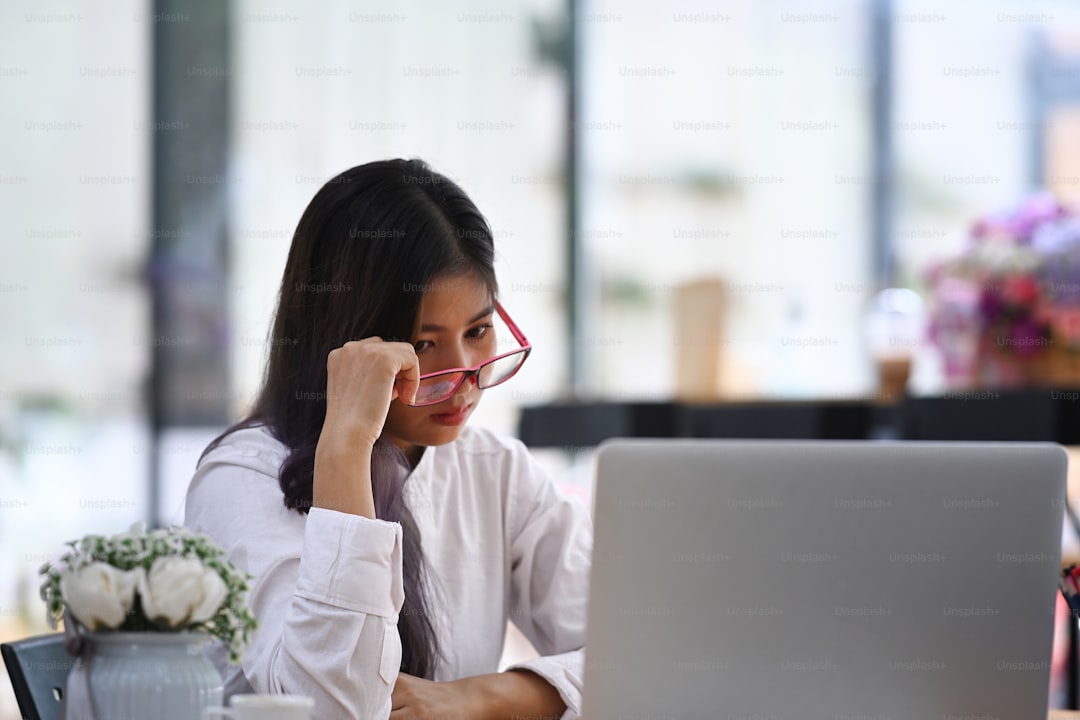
[419,305,495,333]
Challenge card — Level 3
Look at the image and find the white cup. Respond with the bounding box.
[202,694,314,720]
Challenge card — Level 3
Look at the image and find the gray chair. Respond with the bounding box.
[1,634,71,720]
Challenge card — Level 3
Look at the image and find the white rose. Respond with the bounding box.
[138,557,229,628]
[60,562,140,631]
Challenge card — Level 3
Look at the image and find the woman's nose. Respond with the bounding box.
[447,344,485,372]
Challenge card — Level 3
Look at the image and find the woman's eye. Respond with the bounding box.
[413,339,434,353]
[467,324,493,340]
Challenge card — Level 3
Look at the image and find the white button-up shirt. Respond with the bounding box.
[184,424,591,719]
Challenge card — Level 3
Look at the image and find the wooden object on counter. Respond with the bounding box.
[674,278,727,401]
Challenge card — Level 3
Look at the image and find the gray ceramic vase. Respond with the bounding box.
[67,632,223,720]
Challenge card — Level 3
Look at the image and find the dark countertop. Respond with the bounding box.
[517,389,1080,447]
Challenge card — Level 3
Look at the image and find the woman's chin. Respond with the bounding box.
[421,422,468,445]
[394,421,468,451]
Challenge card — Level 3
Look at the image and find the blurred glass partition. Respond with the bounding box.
[578,0,873,399]
[0,0,150,714]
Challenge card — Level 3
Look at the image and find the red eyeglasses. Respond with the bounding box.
[408,302,532,407]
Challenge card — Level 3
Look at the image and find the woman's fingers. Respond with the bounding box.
[367,340,420,406]
[392,354,421,405]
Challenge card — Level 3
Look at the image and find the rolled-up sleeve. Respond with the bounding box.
[186,448,402,719]
[503,447,593,720]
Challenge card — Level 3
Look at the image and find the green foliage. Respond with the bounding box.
[39,524,258,664]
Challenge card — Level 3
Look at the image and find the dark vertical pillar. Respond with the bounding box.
[566,0,583,394]
[148,0,231,527]
[532,3,583,395]
[870,0,894,289]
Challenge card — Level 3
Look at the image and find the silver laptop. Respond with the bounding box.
[583,439,1067,720]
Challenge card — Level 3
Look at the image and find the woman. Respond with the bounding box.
[185,159,590,719]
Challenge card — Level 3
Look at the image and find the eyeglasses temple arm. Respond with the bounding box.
[496,301,531,348]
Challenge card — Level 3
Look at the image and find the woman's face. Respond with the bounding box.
[383,273,495,457]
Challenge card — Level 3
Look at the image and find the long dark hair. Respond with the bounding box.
[203,159,498,678]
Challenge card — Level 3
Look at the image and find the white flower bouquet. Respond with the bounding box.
[39,523,257,662]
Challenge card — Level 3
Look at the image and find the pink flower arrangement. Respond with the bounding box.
[926,193,1080,361]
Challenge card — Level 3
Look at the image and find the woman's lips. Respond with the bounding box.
[429,404,472,426]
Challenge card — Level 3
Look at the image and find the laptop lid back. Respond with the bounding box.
[583,440,1067,720]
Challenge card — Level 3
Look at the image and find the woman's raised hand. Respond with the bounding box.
[322,337,420,448]
[312,338,420,518]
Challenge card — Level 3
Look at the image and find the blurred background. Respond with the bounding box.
[5,0,1080,715]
